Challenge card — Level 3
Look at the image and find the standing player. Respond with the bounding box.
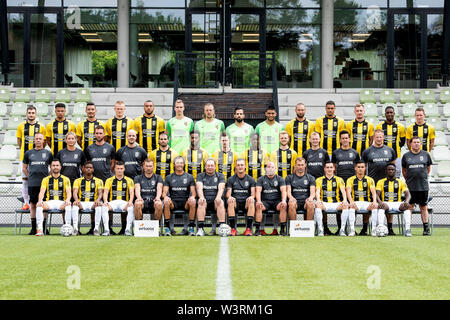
[286,157,316,222]
[406,107,435,152]
[302,131,329,179]
[162,156,197,236]
[17,105,46,210]
[314,101,346,157]
[376,164,412,237]
[255,162,287,236]
[194,103,225,156]
[196,158,226,236]
[314,161,349,236]
[149,132,178,180]
[102,162,135,236]
[211,133,238,181]
[166,99,194,155]
[270,131,297,179]
[134,159,164,224]
[255,106,283,154]
[55,132,86,185]
[242,133,268,181]
[46,103,76,156]
[344,161,377,237]
[226,107,254,155]
[22,132,52,235]
[376,106,406,177]
[71,161,104,236]
[35,159,72,236]
[402,136,433,236]
[105,100,135,152]
[284,103,315,157]
[226,158,256,236]
[180,131,208,180]
[134,100,165,155]
[76,102,105,151]
[115,129,148,179]
[346,104,374,156]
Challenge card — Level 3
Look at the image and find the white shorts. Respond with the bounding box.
[385,202,403,212]
[354,201,372,211]
[108,200,132,212]
[74,202,95,211]
[46,200,65,210]
[323,202,341,211]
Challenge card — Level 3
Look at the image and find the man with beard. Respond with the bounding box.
[285,103,315,157]
[134,100,166,154]
[194,103,225,155]
[226,107,255,155]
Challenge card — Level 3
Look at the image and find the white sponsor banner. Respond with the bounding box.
[289,220,315,238]
[134,220,159,237]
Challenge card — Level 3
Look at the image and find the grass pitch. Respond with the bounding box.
[0,227,449,300]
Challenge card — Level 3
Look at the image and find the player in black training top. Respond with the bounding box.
[115,129,148,179]
[196,158,226,236]
[162,156,197,236]
[302,131,329,179]
[226,158,256,236]
[55,132,86,185]
[255,161,287,236]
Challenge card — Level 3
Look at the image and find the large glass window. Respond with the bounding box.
[266,9,321,88]
[389,0,444,8]
[6,13,25,87]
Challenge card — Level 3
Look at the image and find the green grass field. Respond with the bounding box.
[1,227,449,300]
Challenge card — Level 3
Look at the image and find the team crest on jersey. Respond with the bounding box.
[103,149,107,154]
[424,128,428,134]
[42,153,47,159]
[349,153,353,158]
[123,182,127,188]
[64,125,68,130]
[122,122,127,129]
[384,150,388,155]
[214,177,218,183]
[304,180,308,185]
[304,124,308,131]
[245,181,249,187]
[420,156,424,161]
[151,180,155,186]
[35,127,40,133]
[274,180,278,187]
[319,153,323,158]
[393,128,397,133]
[74,154,78,159]
[363,182,367,187]
[332,181,336,187]
[183,178,187,184]
[59,181,63,188]
[394,182,398,188]
[135,152,140,158]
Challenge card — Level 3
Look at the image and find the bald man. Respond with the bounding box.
[116,129,148,179]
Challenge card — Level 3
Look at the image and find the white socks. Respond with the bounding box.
[101,206,110,232]
[94,207,102,231]
[377,209,385,226]
[126,206,134,232]
[66,206,75,230]
[36,207,44,231]
[371,209,378,231]
[22,179,29,205]
[314,208,323,233]
[404,210,412,230]
[348,209,355,232]
[340,209,349,232]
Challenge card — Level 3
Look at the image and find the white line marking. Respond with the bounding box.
[216,237,233,300]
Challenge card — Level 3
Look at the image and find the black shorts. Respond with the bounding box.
[28,186,41,204]
[262,200,281,212]
[295,199,306,210]
[205,200,216,212]
[172,200,188,211]
[142,198,155,214]
[235,200,247,213]
[409,191,429,206]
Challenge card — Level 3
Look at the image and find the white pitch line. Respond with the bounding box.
[216,237,233,300]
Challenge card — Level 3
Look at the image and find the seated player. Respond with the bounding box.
[196,158,226,236]
[376,164,412,237]
[102,161,135,236]
[134,158,164,223]
[286,157,316,222]
[255,161,287,236]
[226,158,256,236]
[314,161,349,236]
[344,160,377,237]
[35,159,72,236]
[71,161,104,236]
[162,156,197,236]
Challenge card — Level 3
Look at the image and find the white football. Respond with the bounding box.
[375,224,388,237]
[60,224,73,237]
[218,224,231,237]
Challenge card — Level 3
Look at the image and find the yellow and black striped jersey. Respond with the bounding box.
[375,121,406,158]
[211,150,238,181]
[104,176,134,202]
[406,122,436,152]
[241,148,269,181]
[41,174,71,201]
[134,115,166,154]
[180,148,208,180]
[346,175,376,202]
[105,116,135,151]
[73,176,104,202]
[17,121,46,161]
[270,148,297,179]
[284,118,315,157]
[76,119,105,150]
[149,148,178,179]
[346,119,374,156]
[45,119,76,155]
[376,178,408,202]
[316,175,345,203]
[314,116,346,156]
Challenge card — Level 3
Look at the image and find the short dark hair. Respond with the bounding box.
[266,105,276,112]
[234,107,244,113]
[27,105,36,112]
[340,130,350,138]
[95,125,105,132]
[386,163,396,170]
[191,130,200,136]
[115,161,125,167]
[86,102,95,108]
[385,105,395,112]
[354,159,366,166]
[55,103,66,109]
[51,159,61,165]
[84,160,94,167]
[326,100,335,107]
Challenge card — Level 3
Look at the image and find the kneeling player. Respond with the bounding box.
[344,160,377,236]
[134,158,164,222]
[162,156,197,236]
[376,164,412,236]
[255,161,287,236]
[196,158,226,236]
[226,158,256,236]
[71,161,104,235]
[102,162,135,236]
[286,157,316,222]
[35,159,72,236]
[314,161,349,236]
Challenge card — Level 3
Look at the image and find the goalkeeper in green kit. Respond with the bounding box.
[166,99,194,155]
[194,103,225,155]
[255,106,283,154]
[226,107,255,155]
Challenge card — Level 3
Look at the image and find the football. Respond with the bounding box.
[375,224,388,237]
[60,224,74,237]
[218,224,231,237]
